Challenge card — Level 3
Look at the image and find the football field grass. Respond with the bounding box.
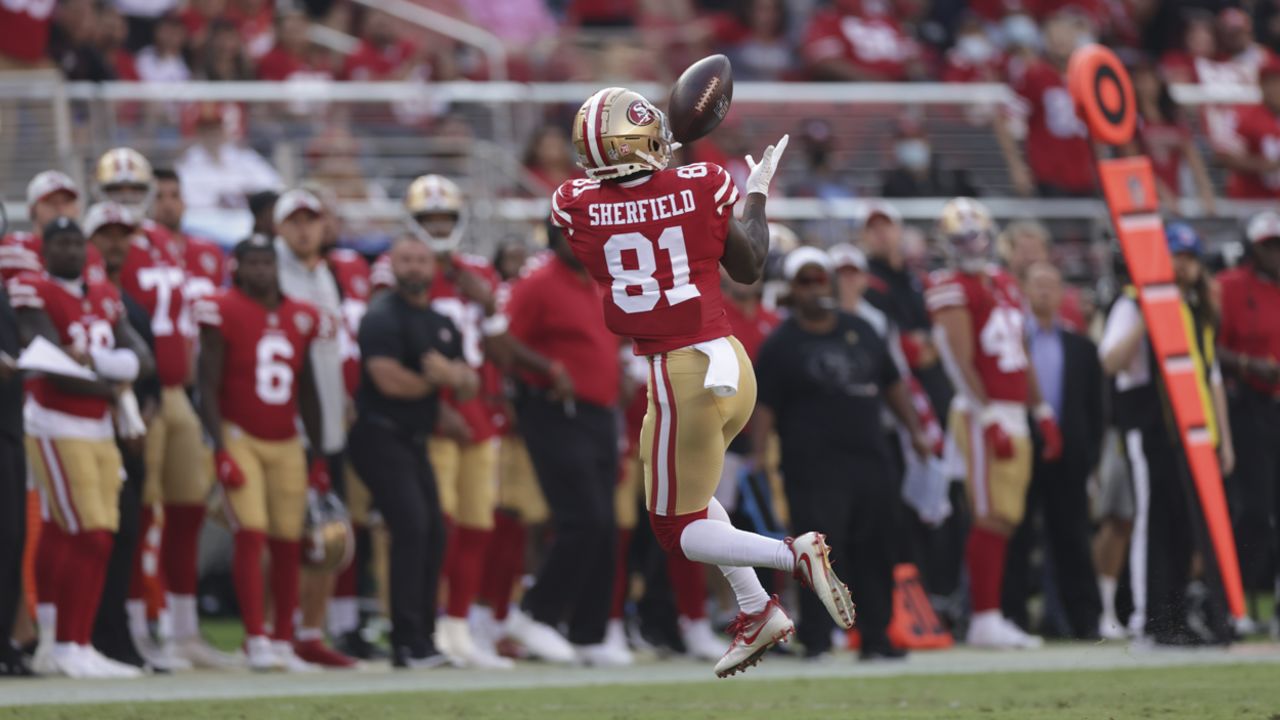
[4,662,1277,720]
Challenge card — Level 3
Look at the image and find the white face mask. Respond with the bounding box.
[1002,15,1041,50]
[895,139,930,171]
[956,34,996,64]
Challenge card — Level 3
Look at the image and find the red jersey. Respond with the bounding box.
[257,45,333,81]
[118,233,188,387]
[6,273,123,420]
[327,248,371,396]
[1138,118,1190,196]
[0,232,43,282]
[1227,104,1280,199]
[1009,58,1093,194]
[723,302,779,361]
[194,288,326,441]
[801,9,917,81]
[1218,266,1280,396]
[551,163,740,355]
[0,0,54,63]
[925,266,1029,404]
[429,253,504,441]
[341,39,418,80]
[168,232,226,301]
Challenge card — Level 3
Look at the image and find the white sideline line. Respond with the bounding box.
[3,644,1278,708]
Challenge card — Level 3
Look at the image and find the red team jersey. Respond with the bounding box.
[0,0,54,64]
[327,248,371,396]
[166,233,227,301]
[925,266,1029,404]
[117,234,189,387]
[1227,104,1280,199]
[551,162,740,355]
[801,7,918,81]
[1009,58,1094,194]
[0,232,44,282]
[195,288,326,441]
[6,273,123,419]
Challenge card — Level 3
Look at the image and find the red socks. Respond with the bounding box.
[232,530,267,637]
[161,504,206,595]
[57,530,113,644]
[666,551,708,620]
[966,526,1009,613]
[268,538,301,642]
[479,511,524,621]
[35,521,67,607]
[445,526,491,618]
[610,528,633,620]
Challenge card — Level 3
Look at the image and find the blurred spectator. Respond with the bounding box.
[880,116,980,198]
[1002,261,1103,640]
[115,0,181,52]
[196,19,254,81]
[943,16,1005,83]
[97,7,140,80]
[568,0,637,27]
[175,103,283,209]
[226,0,275,60]
[1216,212,1280,632]
[258,10,333,81]
[493,242,529,283]
[792,119,855,200]
[1158,10,1215,84]
[1126,61,1216,214]
[0,0,55,69]
[135,13,191,83]
[1000,220,1087,331]
[46,0,100,77]
[247,190,279,236]
[343,10,430,81]
[306,126,386,206]
[523,126,578,194]
[715,0,795,81]
[466,0,556,52]
[1220,59,1280,200]
[801,0,923,82]
[178,0,227,56]
[998,12,1094,197]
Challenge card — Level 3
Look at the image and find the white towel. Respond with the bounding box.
[692,337,739,397]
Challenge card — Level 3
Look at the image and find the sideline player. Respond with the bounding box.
[549,86,853,677]
[193,237,331,672]
[1,171,81,282]
[10,218,154,678]
[925,198,1063,650]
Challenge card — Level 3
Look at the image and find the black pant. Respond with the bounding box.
[0,435,25,649]
[94,440,143,659]
[1226,385,1280,595]
[1003,458,1100,638]
[782,445,895,653]
[516,395,617,645]
[348,419,444,656]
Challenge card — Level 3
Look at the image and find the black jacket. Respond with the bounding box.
[0,287,22,442]
[1041,328,1105,478]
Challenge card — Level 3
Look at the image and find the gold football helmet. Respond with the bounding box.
[937,197,996,272]
[95,147,154,216]
[302,490,355,573]
[572,87,673,180]
[404,174,467,253]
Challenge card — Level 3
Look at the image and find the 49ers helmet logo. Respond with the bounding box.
[626,100,655,126]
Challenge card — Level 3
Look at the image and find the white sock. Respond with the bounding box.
[126,599,149,640]
[296,626,324,643]
[156,607,174,641]
[328,598,359,637]
[679,498,794,571]
[1098,576,1118,621]
[36,603,55,647]
[681,498,772,615]
[169,594,199,640]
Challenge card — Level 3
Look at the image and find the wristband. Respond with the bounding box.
[481,313,509,337]
[90,347,140,382]
[1033,402,1055,421]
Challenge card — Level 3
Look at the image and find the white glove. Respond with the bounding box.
[745,134,789,198]
[115,389,147,439]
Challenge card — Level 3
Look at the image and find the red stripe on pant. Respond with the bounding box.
[659,355,679,516]
[648,358,662,514]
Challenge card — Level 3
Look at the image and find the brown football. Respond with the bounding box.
[667,54,733,144]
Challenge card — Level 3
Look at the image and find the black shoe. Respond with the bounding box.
[391,645,447,669]
[335,630,388,661]
[859,644,908,662]
[0,645,34,677]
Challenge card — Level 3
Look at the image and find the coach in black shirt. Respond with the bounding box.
[348,237,477,669]
[0,284,30,675]
[754,247,928,661]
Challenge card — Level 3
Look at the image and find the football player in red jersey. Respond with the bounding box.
[924,198,1063,650]
[9,217,153,679]
[0,171,81,282]
[151,168,227,301]
[550,86,854,677]
[194,237,331,672]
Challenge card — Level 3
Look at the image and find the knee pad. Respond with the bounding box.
[647,508,708,558]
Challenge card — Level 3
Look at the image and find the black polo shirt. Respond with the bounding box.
[0,287,21,442]
[356,290,462,437]
[756,311,900,457]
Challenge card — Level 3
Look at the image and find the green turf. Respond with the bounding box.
[5,663,1278,720]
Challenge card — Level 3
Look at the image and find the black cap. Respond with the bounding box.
[42,216,83,239]
[232,234,277,262]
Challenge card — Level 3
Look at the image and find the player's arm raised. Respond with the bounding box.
[723,135,788,284]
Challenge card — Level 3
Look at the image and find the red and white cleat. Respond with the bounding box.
[713,596,794,679]
[293,638,357,669]
[788,532,856,630]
